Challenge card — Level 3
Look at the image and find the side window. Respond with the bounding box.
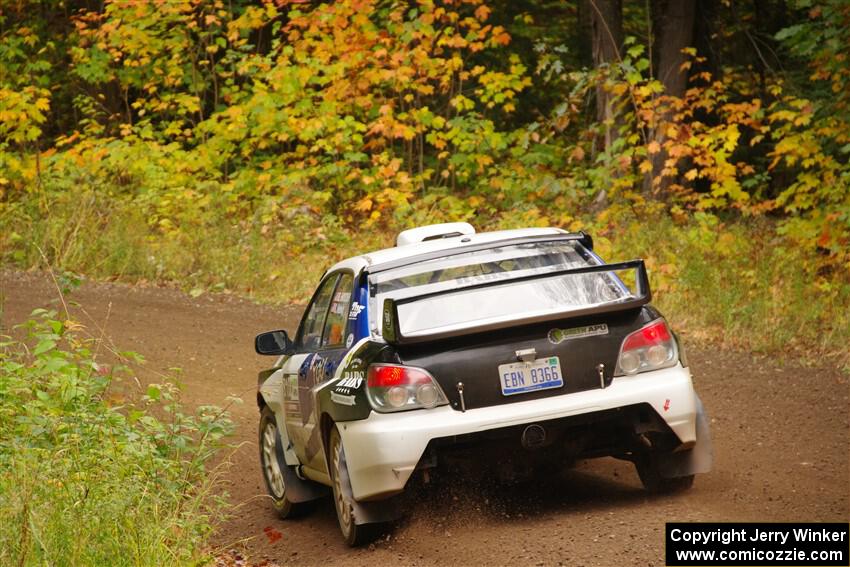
[298,275,339,351]
[322,273,353,348]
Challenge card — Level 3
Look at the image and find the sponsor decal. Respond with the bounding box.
[548,323,609,344]
[331,392,356,406]
[348,302,365,320]
[333,370,364,395]
[663,398,671,411]
[346,333,354,348]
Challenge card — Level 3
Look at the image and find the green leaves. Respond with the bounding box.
[0,308,234,565]
[145,384,161,401]
[32,339,56,356]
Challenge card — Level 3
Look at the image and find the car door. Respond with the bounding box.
[281,271,356,471]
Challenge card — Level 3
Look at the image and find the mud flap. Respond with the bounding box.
[273,425,328,503]
[658,395,713,478]
[338,440,404,525]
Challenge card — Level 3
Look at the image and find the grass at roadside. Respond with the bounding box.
[3,196,847,371]
[0,308,233,566]
[598,215,849,369]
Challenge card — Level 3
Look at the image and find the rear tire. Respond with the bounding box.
[634,453,695,494]
[259,407,315,518]
[329,426,384,546]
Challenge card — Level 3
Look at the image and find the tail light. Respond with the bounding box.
[366,364,449,413]
[615,319,678,376]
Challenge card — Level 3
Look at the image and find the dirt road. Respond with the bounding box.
[2,271,848,566]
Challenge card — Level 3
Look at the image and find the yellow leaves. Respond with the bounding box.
[610,82,629,97]
[475,155,493,170]
[684,169,698,181]
[634,85,653,98]
[450,94,475,111]
[769,109,797,123]
[647,141,661,154]
[722,124,740,153]
[639,160,652,174]
[353,197,373,212]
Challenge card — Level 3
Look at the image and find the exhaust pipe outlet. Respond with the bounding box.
[521,424,547,450]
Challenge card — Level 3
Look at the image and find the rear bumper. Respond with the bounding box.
[338,363,698,501]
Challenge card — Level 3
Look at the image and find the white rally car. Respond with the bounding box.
[254,223,712,545]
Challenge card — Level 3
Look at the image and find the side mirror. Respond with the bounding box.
[255,330,293,356]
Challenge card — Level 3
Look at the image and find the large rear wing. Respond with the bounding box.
[379,259,651,345]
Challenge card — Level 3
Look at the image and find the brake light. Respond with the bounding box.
[366,364,449,412]
[615,319,678,376]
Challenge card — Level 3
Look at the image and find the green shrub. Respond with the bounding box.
[0,309,232,566]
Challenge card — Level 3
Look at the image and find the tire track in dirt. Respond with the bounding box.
[3,271,848,566]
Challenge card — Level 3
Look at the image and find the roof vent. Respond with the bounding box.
[396,222,476,247]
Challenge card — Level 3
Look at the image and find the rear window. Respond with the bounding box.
[370,241,632,337]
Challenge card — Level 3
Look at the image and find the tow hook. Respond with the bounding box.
[521,424,546,450]
[596,363,606,389]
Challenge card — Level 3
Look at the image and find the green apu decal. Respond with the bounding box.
[548,323,609,344]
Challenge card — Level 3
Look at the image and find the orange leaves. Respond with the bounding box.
[570,146,585,162]
[491,26,511,46]
[49,0,539,234]
[474,5,491,21]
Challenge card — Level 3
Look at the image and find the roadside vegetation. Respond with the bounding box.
[0,306,233,566]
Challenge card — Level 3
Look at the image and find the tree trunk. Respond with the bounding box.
[655,0,696,98]
[589,0,624,152]
[576,0,594,68]
[648,0,696,194]
[588,0,624,209]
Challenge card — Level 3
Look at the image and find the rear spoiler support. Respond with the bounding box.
[381,259,651,345]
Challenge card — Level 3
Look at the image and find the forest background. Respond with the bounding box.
[1,1,849,564]
[1,0,848,368]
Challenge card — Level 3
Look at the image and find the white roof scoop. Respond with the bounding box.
[396,222,476,247]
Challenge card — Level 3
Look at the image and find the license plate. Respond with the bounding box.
[498,357,563,396]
